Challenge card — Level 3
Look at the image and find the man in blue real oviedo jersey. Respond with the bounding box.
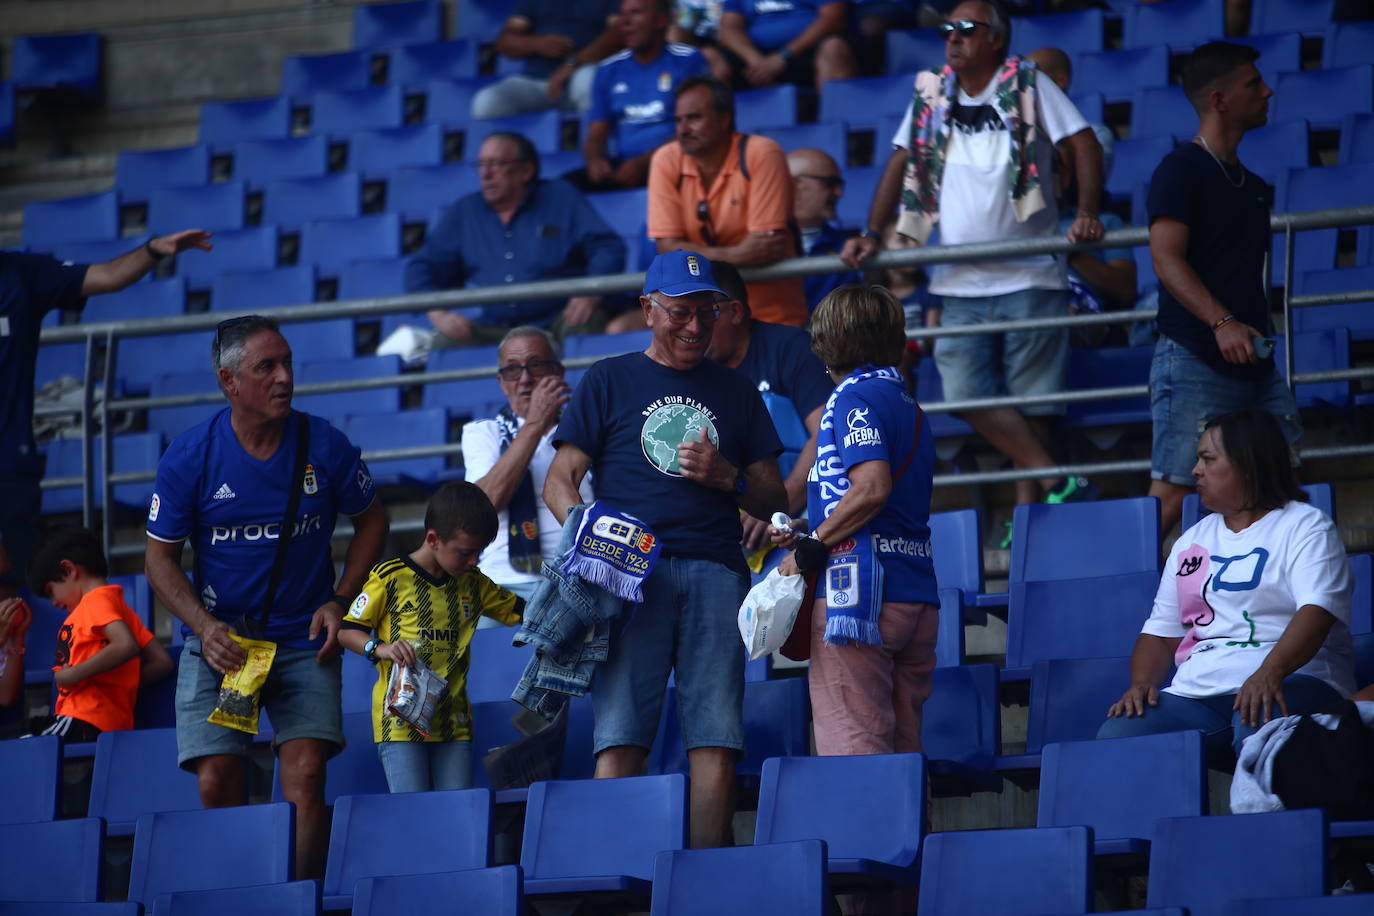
[144,315,388,880]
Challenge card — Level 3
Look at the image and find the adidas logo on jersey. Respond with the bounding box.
[213,483,237,500]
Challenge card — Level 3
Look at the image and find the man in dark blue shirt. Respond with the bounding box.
[787,147,860,311]
[405,132,628,346]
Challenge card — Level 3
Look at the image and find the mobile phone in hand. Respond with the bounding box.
[1253,336,1275,359]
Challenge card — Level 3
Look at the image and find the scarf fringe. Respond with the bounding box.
[823,614,882,647]
[563,553,646,604]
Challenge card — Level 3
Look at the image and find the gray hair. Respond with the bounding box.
[499,325,561,359]
[213,314,281,372]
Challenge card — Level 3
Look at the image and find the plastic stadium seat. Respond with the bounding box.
[199,96,292,153]
[84,277,186,324]
[127,803,295,907]
[917,826,1094,916]
[563,330,652,360]
[50,235,150,269]
[456,0,515,38]
[1182,480,1335,532]
[355,867,522,916]
[1230,30,1303,75]
[148,181,246,236]
[354,0,442,49]
[1147,810,1328,916]
[41,432,163,514]
[0,818,105,903]
[262,172,361,229]
[392,40,481,88]
[1340,112,1374,164]
[339,257,422,338]
[343,406,449,485]
[650,840,828,916]
[0,735,61,824]
[1011,8,1105,57]
[23,190,119,250]
[113,329,210,392]
[922,663,1001,782]
[88,727,207,836]
[1038,732,1207,855]
[322,790,492,909]
[468,624,537,704]
[147,371,222,440]
[1278,328,1354,411]
[0,80,12,144]
[115,145,210,204]
[1295,266,1374,340]
[656,678,811,782]
[764,121,847,167]
[835,165,883,228]
[310,84,406,136]
[1253,0,1335,36]
[349,123,445,179]
[929,507,985,607]
[1325,20,1374,68]
[1242,119,1309,184]
[1238,898,1374,915]
[132,644,182,730]
[1131,85,1195,140]
[520,774,687,901]
[424,77,487,125]
[211,264,316,313]
[467,109,561,154]
[1078,46,1169,103]
[388,162,477,221]
[1063,344,1153,428]
[0,905,140,915]
[11,32,103,97]
[1274,66,1374,130]
[1280,162,1374,213]
[1024,655,1138,756]
[149,880,320,916]
[820,75,912,128]
[755,755,925,887]
[586,188,648,235]
[735,84,799,132]
[1071,92,1104,127]
[273,712,386,804]
[299,212,402,276]
[1124,0,1224,50]
[1106,136,1174,200]
[422,374,505,419]
[1348,553,1373,636]
[232,134,329,189]
[281,49,372,100]
[34,340,86,390]
[885,29,946,74]
[296,354,405,425]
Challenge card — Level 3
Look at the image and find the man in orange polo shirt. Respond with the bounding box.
[647,75,807,326]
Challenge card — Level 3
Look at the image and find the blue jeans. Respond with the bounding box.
[376,740,473,793]
[1096,673,1354,764]
[935,288,1070,416]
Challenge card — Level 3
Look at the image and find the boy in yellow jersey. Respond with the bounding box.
[339,481,524,792]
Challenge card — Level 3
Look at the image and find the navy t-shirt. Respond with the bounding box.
[513,0,618,79]
[586,44,708,160]
[0,252,88,475]
[723,0,825,52]
[554,352,781,571]
[147,409,376,648]
[1148,142,1275,380]
[733,319,833,422]
[807,375,939,605]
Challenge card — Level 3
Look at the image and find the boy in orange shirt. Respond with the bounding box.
[26,526,173,741]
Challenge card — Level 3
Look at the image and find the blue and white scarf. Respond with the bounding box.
[560,500,662,603]
[496,407,543,574]
[809,365,904,646]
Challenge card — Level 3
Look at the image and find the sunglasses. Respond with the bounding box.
[214,315,256,365]
[696,199,717,246]
[938,19,991,39]
[793,172,845,189]
[496,359,563,381]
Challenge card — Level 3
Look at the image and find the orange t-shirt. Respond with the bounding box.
[647,131,807,326]
[53,584,154,732]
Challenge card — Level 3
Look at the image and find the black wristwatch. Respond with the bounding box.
[859,227,880,241]
[329,593,351,611]
[363,637,381,664]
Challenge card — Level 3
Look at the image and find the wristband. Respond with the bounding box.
[859,227,880,241]
[1211,313,1235,331]
[363,637,381,663]
[144,239,167,262]
[778,47,794,62]
[330,593,351,611]
[793,536,828,573]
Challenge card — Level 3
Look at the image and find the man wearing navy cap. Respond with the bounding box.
[545,249,786,847]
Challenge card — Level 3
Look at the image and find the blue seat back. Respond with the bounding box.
[85,277,186,324]
[1325,20,1374,68]
[764,121,847,167]
[656,678,811,779]
[0,734,61,824]
[917,826,1093,916]
[467,109,560,154]
[349,124,445,179]
[1064,344,1153,427]
[343,405,449,485]
[819,75,911,128]
[424,77,486,125]
[282,49,372,99]
[1230,31,1303,75]
[1106,136,1174,200]
[88,727,206,834]
[1254,0,1334,35]
[1340,111,1374,165]
[885,30,945,75]
[211,264,316,312]
[1078,46,1169,103]
[468,625,537,704]
[1274,65,1374,128]
[456,0,515,38]
[11,32,102,95]
[23,190,119,250]
[1243,119,1310,185]
[921,663,1000,770]
[149,181,246,236]
[296,355,400,424]
[392,41,481,87]
[354,866,523,916]
[116,145,210,204]
[311,84,405,135]
[263,172,361,229]
[233,134,330,189]
[1006,570,1159,671]
[299,213,402,276]
[176,225,278,289]
[148,371,223,442]
[1131,84,1195,139]
[1124,0,1224,49]
[1350,553,1372,636]
[0,817,104,902]
[563,330,651,360]
[353,0,443,49]
[1026,655,1140,753]
[41,431,164,513]
[1011,497,1159,583]
[150,880,320,916]
[1010,8,1104,56]
[388,162,477,221]
[199,95,291,152]
[835,165,884,228]
[650,840,827,916]
[423,375,505,419]
[1294,265,1374,339]
[1238,895,1374,915]
[929,507,982,599]
[735,84,799,132]
[128,804,295,905]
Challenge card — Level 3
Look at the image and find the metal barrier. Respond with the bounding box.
[33,205,1374,557]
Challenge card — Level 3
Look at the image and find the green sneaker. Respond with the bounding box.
[999,519,1014,550]
[1045,475,1097,504]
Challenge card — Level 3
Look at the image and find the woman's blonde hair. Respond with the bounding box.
[809,284,906,372]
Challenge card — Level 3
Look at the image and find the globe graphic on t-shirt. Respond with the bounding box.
[640,403,718,476]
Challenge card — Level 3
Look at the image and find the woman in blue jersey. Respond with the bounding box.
[773,284,940,755]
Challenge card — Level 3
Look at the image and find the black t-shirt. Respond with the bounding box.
[1147,142,1275,380]
[733,319,833,422]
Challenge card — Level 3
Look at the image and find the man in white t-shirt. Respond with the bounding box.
[460,327,594,606]
[841,0,1105,510]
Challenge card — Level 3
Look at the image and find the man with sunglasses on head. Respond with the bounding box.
[144,315,389,881]
[460,326,593,605]
[544,249,786,848]
[841,0,1106,511]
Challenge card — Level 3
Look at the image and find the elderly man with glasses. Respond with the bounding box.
[544,249,786,848]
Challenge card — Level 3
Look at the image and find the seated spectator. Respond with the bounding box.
[472,0,622,119]
[1025,47,1114,178]
[787,147,861,311]
[877,216,940,352]
[1141,0,1251,37]
[406,132,628,345]
[853,0,947,74]
[648,76,808,325]
[25,526,173,741]
[717,0,857,91]
[575,0,709,192]
[668,0,733,82]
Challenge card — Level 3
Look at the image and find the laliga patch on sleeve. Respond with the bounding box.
[148,493,161,522]
[349,593,370,619]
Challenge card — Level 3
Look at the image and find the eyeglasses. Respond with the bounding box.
[793,173,845,189]
[476,157,523,171]
[938,19,990,39]
[650,297,721,325]
[496,359,563,381]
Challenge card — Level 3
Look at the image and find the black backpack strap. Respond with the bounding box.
[253,412,310,636]
[738,133,750,181]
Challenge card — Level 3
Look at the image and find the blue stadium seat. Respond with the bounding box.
[0,80,12,144]
[1010,8,1105,56]
[914,357,978,439]
[147,371,222,440]
[355,866,523,916]
[262,172,361,229]
[88,727,208,836]
[1295,265,1374,339]
[1106,136,1174,200]
[1038,731,1207,855]
[921,663,1001,785]
[343,405,450,485]
[1278,328,1354,411]
[127,803,295,907]
[0,818,105,903]
[1124,0,1224,50]
[1349,553,1372,636]
[1274,66,1374,129]
[150,880,320,916]
[23,190,119,250]
[1078,46,1170,103]
[917,826,1094,916]
[210,264,316,313]
[148,181,246,236]
[34,340,86,389]
[1253,0,1335,36]
[0,905,140,915]
[1324,20,1374,68]
[1131,84,1195,140]
[1242,118,1309,185]
[650,840,828,916]
[1238,898,1374,915]
[468,698,533,790]
[392,41,481,88]
[820,75,912,128]
[41,432,163,514]
[655,678,811,782]
[299,212,402,276]
[468,623,537,704]
[1182,480,1335,532]
[353,0,443,49]
[1280,162,1374,213]
[272,711,386,803]
[50,235,150,270]
[11,32,103,98]
[0,734,61,824]
[339,257,423,338]
[310,84,406,136]
[885,30,946,74]
[755,754,925,887]
[115,145,211,204]
[424,77,487,125]
[1063,344,1153,429]
[84,277,186,324]
[1340,111,1374,164]
[1147,810,1328,916]
[232,134,329,189]
[929,507,985,609]
[520,774,687,901]
[114,328,213,391]
[835,165,883,228]
[586,187,648,237]
[296,356,406,428]
[764,121,847,167]
[456,0,515,38]
[322,789,492,909]
[132,643,182,730]
[467,109,561,154]
[735,84,800,132]
[281,49,372,100]
[562,330,651,361]
[1023,655,1139,758]
[388,162,477,221]
[349,123,445,179]
[1071,92,1104,127]
[1230,30,1303,75]
[199,95,292,153]
[422,374,505,419]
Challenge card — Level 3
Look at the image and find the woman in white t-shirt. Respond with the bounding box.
[1098,409,1356,763]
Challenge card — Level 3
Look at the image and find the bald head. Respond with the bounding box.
[1026,47,1071,92]
[788,148,843,228]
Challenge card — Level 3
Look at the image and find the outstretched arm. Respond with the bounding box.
[82,230,212,296]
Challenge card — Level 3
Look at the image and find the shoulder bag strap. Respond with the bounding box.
[254,412,310,635]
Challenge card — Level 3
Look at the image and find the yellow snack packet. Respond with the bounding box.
[207,635,277,734]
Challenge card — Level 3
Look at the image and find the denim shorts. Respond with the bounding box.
[592,556,749,754]
[934,288,1070,416]
[377,739,472,793]
[1149,336,1302,485]
[175,635,344,769]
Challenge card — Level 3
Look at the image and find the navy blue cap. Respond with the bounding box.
[642,248,727,298]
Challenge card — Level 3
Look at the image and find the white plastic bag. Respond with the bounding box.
[737,567,807,661]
